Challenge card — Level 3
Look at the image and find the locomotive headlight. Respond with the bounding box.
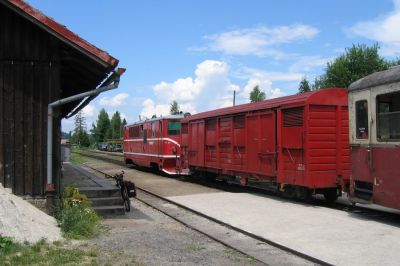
[172,146,177,154]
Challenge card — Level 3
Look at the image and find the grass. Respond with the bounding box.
[223,247,257,263]
[186,244,206,252]
[0,237,98,266]
[69,149,88,165]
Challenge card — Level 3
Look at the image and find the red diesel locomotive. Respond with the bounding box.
[180,88,350,201]
[347,66,400,210]
[123,115,184,175]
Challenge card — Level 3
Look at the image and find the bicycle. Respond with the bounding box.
[105,170,136,212]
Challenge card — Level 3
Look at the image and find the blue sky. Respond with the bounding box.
[27,0,400,132]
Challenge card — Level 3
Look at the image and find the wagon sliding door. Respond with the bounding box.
[189,121,205,167]
[246,112,276,176]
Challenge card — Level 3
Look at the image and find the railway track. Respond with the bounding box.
[73,149,400,264]
[73,150,400,223]
[80,160,325,265]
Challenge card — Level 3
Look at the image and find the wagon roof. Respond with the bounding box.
[182,88,347,122]
[126,114,185,127]
[348,66,400,91]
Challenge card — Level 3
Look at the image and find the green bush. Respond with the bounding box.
[0,235,17,253]
[55,187,102,239]
[58,204,101,239]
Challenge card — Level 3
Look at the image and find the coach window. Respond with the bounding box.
[377,91,400,141]
[167,121,180,136]
[356,100,369,139]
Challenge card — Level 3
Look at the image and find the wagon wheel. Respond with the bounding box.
[296,187,312,202]
[323,189,338,203]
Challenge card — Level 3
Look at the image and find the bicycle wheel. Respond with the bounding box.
[122,186,131,212]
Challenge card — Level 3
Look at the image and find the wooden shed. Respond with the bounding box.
[0,0,120,196]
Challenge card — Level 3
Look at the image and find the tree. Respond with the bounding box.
[95,108,111,142]
[298,77,311,94]
[110,111,122,139]
[316,43,395,88]
[249,85,266,102]
[121,118,127,138]
[70,111,90,147]
[71,130,90,147]
[170,100,180,114]
[74,111,86,134]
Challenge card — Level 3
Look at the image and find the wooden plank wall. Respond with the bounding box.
[0,4,61,196]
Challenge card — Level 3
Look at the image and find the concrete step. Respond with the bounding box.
[93,205,126,217]
[90,196,123,207]
[78,187,121,198]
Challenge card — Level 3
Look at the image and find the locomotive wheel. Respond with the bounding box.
[323,189,338,203]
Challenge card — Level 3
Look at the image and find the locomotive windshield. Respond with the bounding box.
[377,91,400,141]
[167,121,181,136]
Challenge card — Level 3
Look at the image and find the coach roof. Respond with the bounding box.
[349,66,400,92]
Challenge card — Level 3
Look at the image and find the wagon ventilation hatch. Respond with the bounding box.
[283,107,304,127]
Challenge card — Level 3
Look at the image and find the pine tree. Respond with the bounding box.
[249,85,266,102]
[110,111,122,139]
[298,77,311,94]
[95,108,111,142]
[170,100,180,114]
[71,111,90,147]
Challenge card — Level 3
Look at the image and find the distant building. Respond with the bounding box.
[0,0,121,196]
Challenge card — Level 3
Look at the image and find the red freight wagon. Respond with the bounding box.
[180,89,350,201]
[347,66,400,210]
[123,115,184,175]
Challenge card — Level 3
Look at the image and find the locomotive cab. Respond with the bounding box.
[123,115,184,175]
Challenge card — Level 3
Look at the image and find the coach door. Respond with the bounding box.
[246,111,276,176]
[189,121,205,167]
[349,90,373,198]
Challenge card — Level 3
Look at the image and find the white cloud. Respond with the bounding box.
[289,55,332,72]
[347,0,400,56]
[99,93,129,107]
[141,60,311,118]
[240,76,286,101]
[202,24,319,58]
[150,60,239,113]
[140,99,171,119]
[81,104,97,117]
[241,67,304,82]
[238,67,308,100]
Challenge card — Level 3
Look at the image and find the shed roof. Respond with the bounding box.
[5,0,118,68]
[348,66,400,92]
[183,88,347,122]
[1,0,120,117]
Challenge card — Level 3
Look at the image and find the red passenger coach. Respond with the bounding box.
[347,66,400,210]
[124,115,184,175]
[180,89,350,201]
